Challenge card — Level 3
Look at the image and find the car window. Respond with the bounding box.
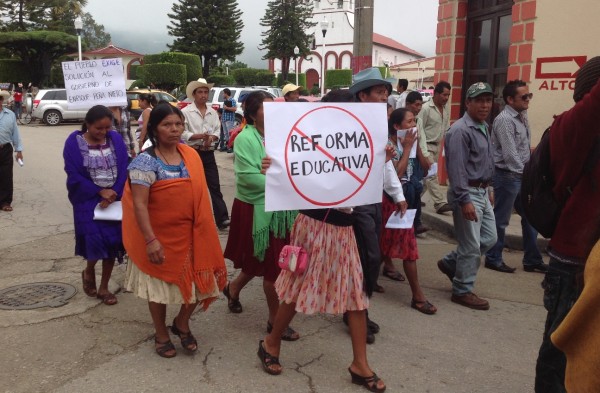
[127,93,139,100]
[55,90,67,100]
[208,89,215,102]
[240,90,254,99]
[40,91,54,100]
[160,93,175,103]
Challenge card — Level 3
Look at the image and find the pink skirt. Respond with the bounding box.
[275,213,369,315]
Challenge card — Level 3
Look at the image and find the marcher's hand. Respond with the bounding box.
[130,149,137,158]
[99,199,111,209]
[261,156,272,174]
[203,135,215,148]
[99,188,117,202]
[146,239,165,264]
[15,151,23,162]
[461,202,477,222]
[385,145,395,162]
[488,189,494,206]
[395,200,408,217]
[401,129,417,149]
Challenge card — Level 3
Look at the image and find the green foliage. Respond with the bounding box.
[232,68,260,86]
[50,63,65,88]
[129,79,146,89]
[0,59,28,82]
[325,69,352,89]
[168,0,244,77]
[255,71,275,86]
[139,63,186,91]
[310,85,320,95]
[260,0,315,82]
[81,12,111,49]
[143,51,202,82]
[228,61,247,70]
[0,30,78,86]
[276,73,306,89]
[129,64,140,80]
[206,74,236,86]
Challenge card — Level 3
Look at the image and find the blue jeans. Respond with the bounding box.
[535,258,583,393]
[441,187,497,295]
[219,120,235,149]
[14,101,22,118]
[485,170,543,267]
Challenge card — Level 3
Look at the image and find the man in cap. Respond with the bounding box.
[0,90,23,212]
[437,82,497,310]
[282,83,301,102]
[484,80,547,274]
[348,67,407,342]
[182,78,230,229]
[535,56,600,393]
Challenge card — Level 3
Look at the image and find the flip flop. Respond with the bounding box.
[81,270,97,297]
[96,292,118,305]
[382,269,406,282]
[1,205,13,212]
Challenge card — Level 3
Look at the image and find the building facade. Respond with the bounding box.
[435,0,599,142]
[269,0,424,90]
[71,44,143,84]
[390,56,436,91]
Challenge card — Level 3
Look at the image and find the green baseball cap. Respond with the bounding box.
[466,82,493,98]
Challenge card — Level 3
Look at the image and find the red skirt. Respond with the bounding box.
[379,194,419,261]
[223,199,288,282]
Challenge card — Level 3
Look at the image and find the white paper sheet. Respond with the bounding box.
[397,127,418,158]
[93,201,123,221]
[425,162,438,178]
[385,208,417,229]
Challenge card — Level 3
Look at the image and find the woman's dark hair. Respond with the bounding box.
[146,103,184,147]
[321,89,355,103]
[81,105,113,132]
[388,108,410,136]
[139,93,157,107]
[244,90,271,125]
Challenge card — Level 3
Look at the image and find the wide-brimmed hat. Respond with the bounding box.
[349,67,392,95]
[282,83,301,96]
[466,82,493,98]
[186,78,214,99]
[0,90,10,99]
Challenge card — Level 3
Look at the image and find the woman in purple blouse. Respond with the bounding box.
[63,105,128,305]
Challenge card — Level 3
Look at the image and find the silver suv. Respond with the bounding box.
[32,89,93,126]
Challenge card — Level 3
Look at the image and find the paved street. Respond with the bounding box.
[0,122,547,393]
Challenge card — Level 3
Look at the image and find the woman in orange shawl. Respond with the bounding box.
[122,103,226,358]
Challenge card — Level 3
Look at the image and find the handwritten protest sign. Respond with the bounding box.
[62,58,127,109]
[264,102,387,211]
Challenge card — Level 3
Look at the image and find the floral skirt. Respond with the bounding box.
[379,195,419,261]
[275,213,369,315]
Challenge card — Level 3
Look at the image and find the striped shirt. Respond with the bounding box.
[491,105,531,174]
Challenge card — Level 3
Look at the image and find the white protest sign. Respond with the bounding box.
[62,58,127,109]
[264,102,388,211]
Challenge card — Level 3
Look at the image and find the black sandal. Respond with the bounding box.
[411,299,437,315]
[348,368,386,392]
[155,337,176,358]
[223,283,243,313]
[170,318,198,352]
[266,321,300,341]
[257,340,281,375]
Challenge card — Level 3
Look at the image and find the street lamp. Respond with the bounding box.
[320,17,329,96]
[74,16,83,62]
[293,46,300,86]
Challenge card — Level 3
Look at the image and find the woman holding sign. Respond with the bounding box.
[380,108,436,315]
[63,105,128,306]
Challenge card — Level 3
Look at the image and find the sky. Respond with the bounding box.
[85,0,438,68]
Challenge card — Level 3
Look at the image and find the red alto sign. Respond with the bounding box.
[535,56,587,91]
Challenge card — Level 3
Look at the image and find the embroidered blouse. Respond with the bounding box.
[77,134,118,188]
[127,151,190,187]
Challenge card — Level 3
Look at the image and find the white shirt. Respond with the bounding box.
[383,161,405,203]
[394,91,409,109]
[181,103,221,147]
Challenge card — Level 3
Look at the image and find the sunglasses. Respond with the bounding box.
[519,93,533,101]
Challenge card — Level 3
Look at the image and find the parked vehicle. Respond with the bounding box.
[126,89,179,118]
[32,89,92,126]
[418,89,434,102]
[253,86,283,98]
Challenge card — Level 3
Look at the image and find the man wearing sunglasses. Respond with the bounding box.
[484,80,548,274]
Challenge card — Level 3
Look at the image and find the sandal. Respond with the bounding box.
[267,321,300,342]
[1,205,13,212]
[411,299,437,315]
[81,270,97,297]
[223,283,242,313]
[96,292,118,305]
[257,340,281,375]
[155,337,177,358]
[170,318,198,352]
[349,367,386,392]
[374,284,385,293]
[382,269,405,282]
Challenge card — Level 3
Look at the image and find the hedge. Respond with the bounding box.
[143,52,202,82]
[207,74,236,86]
[49,64,64,88]
[129,64,141,80]
[277,73,306,89]
[138,63,186,91]
[0,59,29,83]
[325,69,352,89]
[255,71,275,86]
[129,79,146,89]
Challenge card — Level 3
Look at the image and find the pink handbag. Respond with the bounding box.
[278,209,330,276]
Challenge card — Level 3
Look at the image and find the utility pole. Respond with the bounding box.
[352,0,374,74]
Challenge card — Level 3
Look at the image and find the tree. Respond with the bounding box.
[0,0,48,31]
[81,12,111,49]
[0,30,78,86]
[167,0,244,77]
[260,0,315,83]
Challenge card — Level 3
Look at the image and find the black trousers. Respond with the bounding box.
[0,144,14,207]
[197,150,229,224]
[352,203,383,297]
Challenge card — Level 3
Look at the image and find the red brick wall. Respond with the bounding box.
[507,0,537,82]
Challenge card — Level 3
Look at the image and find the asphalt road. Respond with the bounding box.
[0,121,547,393]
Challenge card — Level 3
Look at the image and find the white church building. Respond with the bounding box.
[268,0,425,89]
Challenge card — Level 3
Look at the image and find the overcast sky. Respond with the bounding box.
[85,0,438,67]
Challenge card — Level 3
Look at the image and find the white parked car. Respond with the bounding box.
[32,89,93,126]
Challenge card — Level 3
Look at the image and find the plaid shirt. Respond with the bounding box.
[221,97,237,122]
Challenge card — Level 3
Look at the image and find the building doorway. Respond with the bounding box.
[306,69,320,93]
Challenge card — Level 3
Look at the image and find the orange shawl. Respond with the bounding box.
[122,144,227,308]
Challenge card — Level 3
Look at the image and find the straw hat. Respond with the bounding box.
[186,78,214,99]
